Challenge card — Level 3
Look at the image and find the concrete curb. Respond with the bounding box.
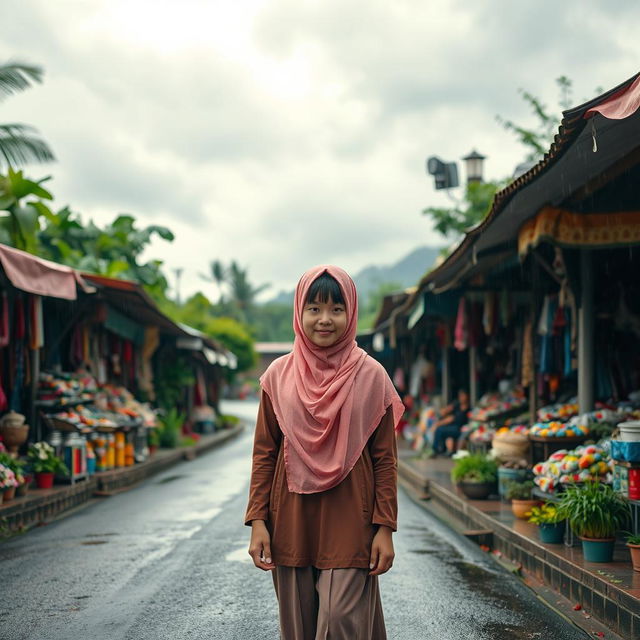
[398,458,634,640]
[0,424,245,538]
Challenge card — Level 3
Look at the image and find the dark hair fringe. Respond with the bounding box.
[306,273,346,305]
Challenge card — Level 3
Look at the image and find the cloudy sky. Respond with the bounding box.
[1,0,639,300]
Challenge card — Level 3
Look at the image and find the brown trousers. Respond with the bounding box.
[272,566,387,640]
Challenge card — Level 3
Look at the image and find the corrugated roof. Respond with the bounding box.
[400,70,640,312]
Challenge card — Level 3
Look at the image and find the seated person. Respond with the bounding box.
[430,389,470,456]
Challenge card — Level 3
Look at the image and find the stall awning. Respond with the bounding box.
[518,206,640,256]
[0,243,93,300]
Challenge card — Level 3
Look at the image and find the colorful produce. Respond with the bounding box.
[529,421,589,438]
[537,401,579,422]
[533,444,613,493]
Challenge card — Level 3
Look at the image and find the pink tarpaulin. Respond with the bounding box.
[585,75,640,120]
[0,244,92,300]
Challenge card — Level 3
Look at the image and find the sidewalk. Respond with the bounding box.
[0,423,244,537]
[398,446,640,640]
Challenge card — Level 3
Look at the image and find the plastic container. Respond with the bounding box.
[618,421,640,443]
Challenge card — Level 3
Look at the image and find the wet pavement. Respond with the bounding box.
[0,400,589,639]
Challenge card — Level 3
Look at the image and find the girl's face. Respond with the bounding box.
[302,295,347,347]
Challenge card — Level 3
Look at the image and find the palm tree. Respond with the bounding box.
[227,261,270,324]
[200,259,228,303]
[0,61,55,167]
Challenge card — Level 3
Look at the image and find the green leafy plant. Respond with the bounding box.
[625,532,640,546]
[147,428,160,448]
[505,480,535,501]
[450,454,498,484]
[217,414,240,429]
[26,442,68,475]
[557,481,630,539]
[157,408,185,449]
[527,502,564,525]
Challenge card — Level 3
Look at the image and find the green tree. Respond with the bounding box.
[423,76,573,240]
[0,167,54,252]
[496,76,573,162]
[251,302,294,342]
[200,259,227,303]
[422,180,505,240]
[39,209,175,301]
[0,61,55,167]
[164,292,258,373]
[226,260,270,325]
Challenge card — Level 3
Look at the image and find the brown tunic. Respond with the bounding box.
[245,390,398,569]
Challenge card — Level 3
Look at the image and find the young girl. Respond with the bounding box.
[245,265,403,640]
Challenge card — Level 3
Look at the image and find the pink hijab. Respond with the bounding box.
[260,265,404,494]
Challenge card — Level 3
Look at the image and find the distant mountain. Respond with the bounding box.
[268,245,442,305]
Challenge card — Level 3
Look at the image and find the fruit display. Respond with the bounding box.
[532,444,613,493]
[464,421,495,444]
[537,401,579,422]
[529,421,589,439]
[38,372,97,404]
[468,387,527,422]
[495,424,530,436]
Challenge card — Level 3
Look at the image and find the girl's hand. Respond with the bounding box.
[248,520,275,571]
[369,526,395,576]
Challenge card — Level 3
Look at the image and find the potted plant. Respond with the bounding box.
[505,480,541,519]
[0,462,19,503]
[451,453,498,500]
[557,481,630,563]
[626,532,640,572]
[26,442,69,489]
[527,502,566,543]
[157,409,185,449]
[0,453,26,499]
[147,427,160,456]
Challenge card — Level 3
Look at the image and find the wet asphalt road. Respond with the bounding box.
[0,400,589,640]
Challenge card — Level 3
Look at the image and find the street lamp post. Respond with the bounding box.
[462,149,486,184]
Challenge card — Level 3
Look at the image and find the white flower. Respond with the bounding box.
[39,451,48,460]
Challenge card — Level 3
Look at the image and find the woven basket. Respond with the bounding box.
[493,432,529,459]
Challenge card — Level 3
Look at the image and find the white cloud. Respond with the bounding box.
[1,0,639,301]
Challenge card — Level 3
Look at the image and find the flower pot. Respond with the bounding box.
[580,536,616,563]
[458,481,495,500]
[35,472,55,489]
[148,444,157,456]
[538,522,565,544]
[628,543,640,572]
[3,486,16,502]
[497,467,530,501]
[511,499,542,520]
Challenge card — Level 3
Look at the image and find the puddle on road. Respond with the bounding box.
[80,540,108,545]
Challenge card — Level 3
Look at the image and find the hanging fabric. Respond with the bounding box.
[0,350,7,411]
[454,297,468,351]
[0,291,10,348]
[499,289,510,328]
[521,318,533,388]
[483,292,496,336]
[9,341,25,412]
